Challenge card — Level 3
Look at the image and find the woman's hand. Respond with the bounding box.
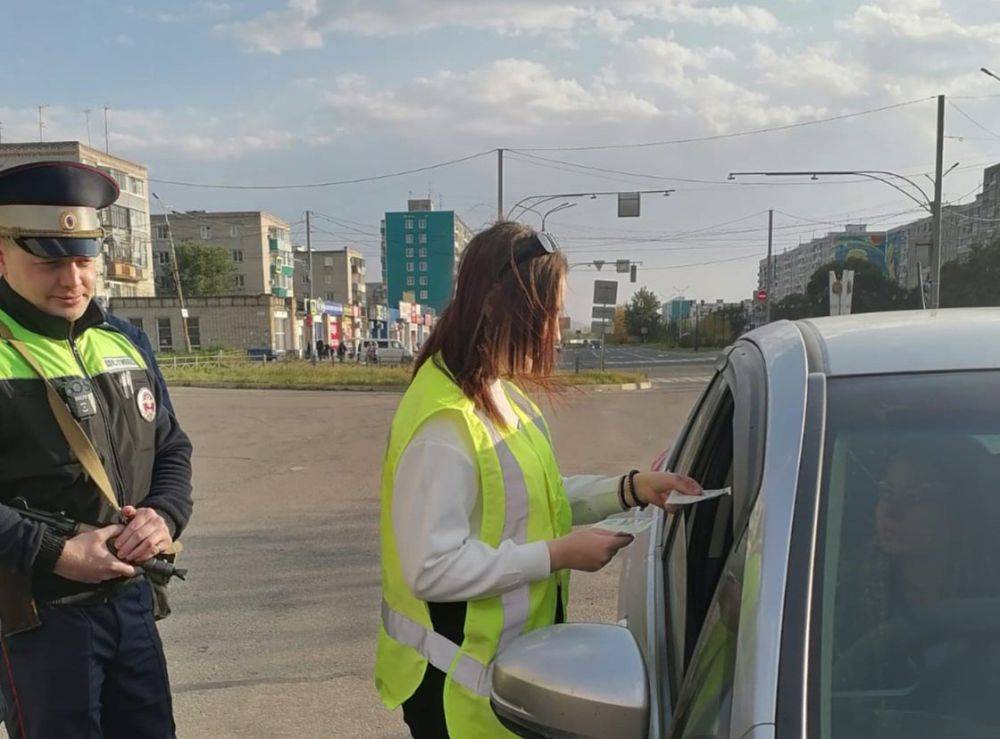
[548,529,634,573]
[633,472,702,513]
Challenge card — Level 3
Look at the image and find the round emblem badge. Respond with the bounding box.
[59,211,78,232]
[136,387,157,422]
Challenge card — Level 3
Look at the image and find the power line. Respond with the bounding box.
[639,252,765,271]
[947,100,1000,141]
[512,96,934,152]
[148,149,495,190]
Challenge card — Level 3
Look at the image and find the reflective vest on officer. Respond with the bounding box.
[376,357,572,738]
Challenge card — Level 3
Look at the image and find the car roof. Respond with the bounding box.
[748,308,1000,377]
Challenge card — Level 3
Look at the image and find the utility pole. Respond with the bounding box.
[37,105,48,142]
[694,301,701,352]
[103,106,111,153]
[305,210,317,363]
[152,194,193,353]
[766,209,774,323]
[930,94,945,309]
[497,148,504,222]
[83,109,93,147]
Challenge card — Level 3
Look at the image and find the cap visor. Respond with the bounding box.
[15,237,101,259]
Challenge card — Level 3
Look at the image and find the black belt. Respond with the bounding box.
[39,575,145,608]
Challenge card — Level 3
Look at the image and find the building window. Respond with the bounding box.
[419,276,428,286]
[419,290,428,300]
[156,318,172,351]
[322,256,333,267]
[407,276,415,286]
[128,177,145,196]
[406,263,415,272]
[156,251,171,265]
[405,234,414,244]
[419,262,427,272]
[405,219,414,230]
[187,317,201,350]
[200,225,212,240]
[405,248,414,258]
[418,219,426,229]
[154,224,169,240]
[235,274,245,288]
[128,317,143,331]
[418,247,427,257]
[418,234,427,244]
[230,225,239,237]
[232,249,244,262]
[324,276,333,285]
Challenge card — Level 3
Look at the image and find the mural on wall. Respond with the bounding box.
[834,232,888,274]
[884,230,905,281]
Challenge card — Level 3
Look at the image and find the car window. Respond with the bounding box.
[671,529,749,739]
[812,371,1000,739]
[661,374,736,706]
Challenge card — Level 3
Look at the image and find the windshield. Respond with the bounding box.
[815,371,1000,739]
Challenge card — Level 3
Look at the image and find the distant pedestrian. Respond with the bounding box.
[337,342,346,363]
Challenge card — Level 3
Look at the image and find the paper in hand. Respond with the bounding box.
[666,486,732,506]
[592,512,656,536]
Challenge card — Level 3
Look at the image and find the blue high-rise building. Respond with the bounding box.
[381,199,472,314]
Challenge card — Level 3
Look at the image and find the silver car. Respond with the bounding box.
[492,309,1000,739]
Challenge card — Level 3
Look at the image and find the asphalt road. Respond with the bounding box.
[4,380,711,738]
[560,344,720,376]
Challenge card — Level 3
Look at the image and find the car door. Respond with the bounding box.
[652,343,767,738]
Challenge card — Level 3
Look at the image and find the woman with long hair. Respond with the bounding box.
[375,221,701,738]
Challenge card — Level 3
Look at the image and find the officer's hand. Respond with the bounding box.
[633,472,702,514]
[115,506,173,564]
[54,525,138,584]
[547,529,634,573]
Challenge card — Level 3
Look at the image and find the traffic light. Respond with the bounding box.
[630,264,637,283]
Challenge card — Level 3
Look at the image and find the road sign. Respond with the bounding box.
[592,260,605,271]
[618,192,640,218]
[756,289,768,302]
[592,306,615,320]
[593,280,618,306]
[616,259,630,273]
[180,308,189,319]
[591,320,610,335]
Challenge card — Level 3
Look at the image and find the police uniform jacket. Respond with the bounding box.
[0,279,193,603]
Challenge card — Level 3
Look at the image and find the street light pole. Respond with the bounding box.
[151,194,193,353]
[497,149,504,222]
[305,210,316,363]
[931,94,945,310]
[766,209,773,324]
[507,189,674,221]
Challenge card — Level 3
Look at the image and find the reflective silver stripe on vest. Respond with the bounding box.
[504,383,551,444]
[476,411,533,654]
[381,599,494,697]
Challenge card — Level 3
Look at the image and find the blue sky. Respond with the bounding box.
[3,0,1000,322]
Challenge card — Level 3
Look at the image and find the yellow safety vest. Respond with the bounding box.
[375,357,572,738]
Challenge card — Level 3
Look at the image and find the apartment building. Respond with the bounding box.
[0,141,154,299]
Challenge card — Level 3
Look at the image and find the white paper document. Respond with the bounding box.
[665,486,731,506]
[591,512,656,536]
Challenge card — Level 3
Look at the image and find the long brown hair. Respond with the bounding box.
[414,221,567,425]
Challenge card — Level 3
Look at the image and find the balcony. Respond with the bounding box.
[272,287,290,298]
[106,261,145,283]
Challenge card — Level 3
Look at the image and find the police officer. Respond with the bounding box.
[0,161,193,738]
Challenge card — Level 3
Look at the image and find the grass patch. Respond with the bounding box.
[162,361,411,390]
[161,361,647,391]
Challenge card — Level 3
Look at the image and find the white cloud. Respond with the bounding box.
[753,42,869,97]
[838,0,1000,43]
[218,0,783,54]
[324,60,660,136]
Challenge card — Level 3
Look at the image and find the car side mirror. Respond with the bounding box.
[490,623,648,739]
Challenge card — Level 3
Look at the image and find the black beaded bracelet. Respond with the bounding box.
[618,474,630,510]
[627,469,645,509]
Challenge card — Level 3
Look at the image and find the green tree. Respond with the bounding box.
[772,292,812,321]
[168,241,239,297]
[941,239,1000,307]
[624,287,663,341]
[804,257,919,317]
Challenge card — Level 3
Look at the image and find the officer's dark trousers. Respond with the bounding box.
[0,580,175,739]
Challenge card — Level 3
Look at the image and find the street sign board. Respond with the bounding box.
[616,259,630,273]
[591,320,610,336]
[593,280,618,306]
[592,306,615,320]
[756,289,768,302]
[618,192,640,218]
[180,308,189,319]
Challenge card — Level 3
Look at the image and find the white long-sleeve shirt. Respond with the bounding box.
[392,380,625,603]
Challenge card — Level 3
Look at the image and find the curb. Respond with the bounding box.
[168,381,410,393]
[574,381,653,393]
